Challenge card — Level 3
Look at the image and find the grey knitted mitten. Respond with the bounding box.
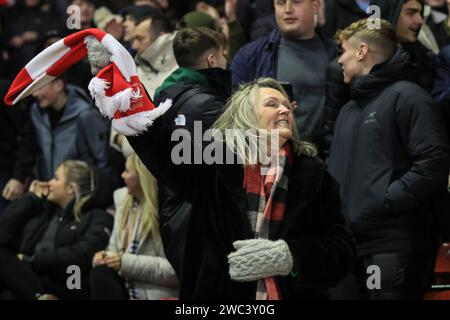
[228,239,293,282]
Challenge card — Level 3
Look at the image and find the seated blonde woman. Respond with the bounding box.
[90,153,178,300]
[0,160,113,300]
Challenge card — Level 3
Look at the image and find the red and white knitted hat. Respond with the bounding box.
[4,28,171,136]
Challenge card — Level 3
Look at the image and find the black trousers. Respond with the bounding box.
[0,247,87,300]
[90,265,129,300]
[329,250,434,300]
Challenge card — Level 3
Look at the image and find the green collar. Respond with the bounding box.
[155,67,209,97]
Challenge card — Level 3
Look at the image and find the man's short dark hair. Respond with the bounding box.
[173,27,225,68]
[136,13,173,40]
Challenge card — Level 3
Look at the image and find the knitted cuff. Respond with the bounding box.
[228,239,293,282]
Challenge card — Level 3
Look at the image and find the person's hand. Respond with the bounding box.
[10,36,24,48]
[225,0,237,22]
[29,180,50,198]
[196,2,221,24]
[104,252,122,272]
[2,178,24,200]
[92,250,108,266]
[22,31,38,42]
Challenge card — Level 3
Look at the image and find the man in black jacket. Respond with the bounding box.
[323,0,434,159]
[153,27,230,284]
[328,18,449,299]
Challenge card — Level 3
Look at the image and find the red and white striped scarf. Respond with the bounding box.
[4,28,171,136]
[243,144,293,300]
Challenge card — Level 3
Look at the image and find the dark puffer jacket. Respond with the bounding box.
[328,49,449,257]
[324,0,435,157]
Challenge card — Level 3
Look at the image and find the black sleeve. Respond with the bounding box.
[385,90,450,212]
[158,182,191,279]
[0,194,43,250]
[32,210,113,276]
[287,170,356,289]
[13,118,38,182]
[127,95,224,201]
[321,58,350,159]
[127,116,197,202]
[230,45,253,88]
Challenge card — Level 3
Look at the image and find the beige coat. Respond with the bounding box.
[135,32,178,99]
[108,188,179,300]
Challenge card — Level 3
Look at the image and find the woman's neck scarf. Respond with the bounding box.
[243,144,293,300]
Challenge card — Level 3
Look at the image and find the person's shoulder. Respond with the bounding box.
[294,153,326,174]
[291,154,337,192]
[113,187,128,217]
[162,82,222,109]
[81,208,113,224]
[384,81,437,114]
[387,80,431,99]
[438,45,450,62]
[234,31,276,59]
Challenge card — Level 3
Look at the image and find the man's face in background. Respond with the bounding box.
[396,0,424,43]
[132,19,153,55]
[123,15,136,42]
[32,80,63,109]
[274,0,319,40]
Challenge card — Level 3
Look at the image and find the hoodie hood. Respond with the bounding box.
[155,67,231,99]
[155,67,210,97]
[350,49,415,102]
[369,0,424,26]
[137,32,177,75]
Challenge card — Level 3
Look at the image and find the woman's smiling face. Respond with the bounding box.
[257,87,295,147]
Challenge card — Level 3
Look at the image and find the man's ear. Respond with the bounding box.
[357,43,369,61]
[54,79,65,92]
[206,53,216,68]
[312,0,321,14]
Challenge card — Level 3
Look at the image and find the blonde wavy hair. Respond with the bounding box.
[119,153,160,248]
[212,78,317,164]
[61,160,94,221]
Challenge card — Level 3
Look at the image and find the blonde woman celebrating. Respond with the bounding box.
[90,153,178,300]
[125,78,355,300]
